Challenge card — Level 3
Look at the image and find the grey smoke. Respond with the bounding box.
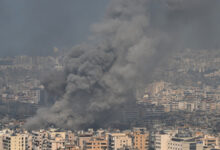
[25,0,220,130]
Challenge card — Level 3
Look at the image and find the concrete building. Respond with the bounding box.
[109,133,132,150]
[85,137,108,150]
[155,130,203,150]
[133,128,149,150]
[3,133,29,150]
[168,137,203,150]
[0,133,4,150]
[203,135,220,148]
[32,130,50,150]
[155,133,171,150]
[47,135,65,150]
[78,134,93,150]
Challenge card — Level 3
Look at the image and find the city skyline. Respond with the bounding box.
[0,0,220,149]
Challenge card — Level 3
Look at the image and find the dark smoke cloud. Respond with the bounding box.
[0,0,109,56]
[25,0,220,130]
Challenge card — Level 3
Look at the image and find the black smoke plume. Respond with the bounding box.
[25,0,220,130]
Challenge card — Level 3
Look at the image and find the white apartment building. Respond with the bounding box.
[168,138,203,150]
[155,131,203,150]
[155,133,171,150]
[109,133,132,150]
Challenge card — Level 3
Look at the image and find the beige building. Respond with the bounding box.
[85,137,108,150]
[3,133,29,150]
[133,128,149,150]
[78,134,93,150]
[66,131,76,144]
[48,135,65,150]
[32,130,49,149]
[155,133,171,150]
[110,133,132,150]
[0,133,4,150]
[50,131,66,139]
[60,144,80,150]
[203,135,220,148]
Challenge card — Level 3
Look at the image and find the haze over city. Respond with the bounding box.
[0,0,220,150]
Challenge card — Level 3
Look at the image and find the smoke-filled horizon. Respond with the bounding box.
[25,0,220,130]
[0,0,109,56]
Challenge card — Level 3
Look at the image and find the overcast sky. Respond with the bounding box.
[0,0,109,56]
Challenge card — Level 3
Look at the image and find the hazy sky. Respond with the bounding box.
[0,0,109,56]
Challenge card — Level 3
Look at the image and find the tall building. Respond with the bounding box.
[32,130,50,150]
[155,133,171,150]
[133,128,149,150]
[3,133,29,150]
[109,133,133,150]
[78,134,93,150]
